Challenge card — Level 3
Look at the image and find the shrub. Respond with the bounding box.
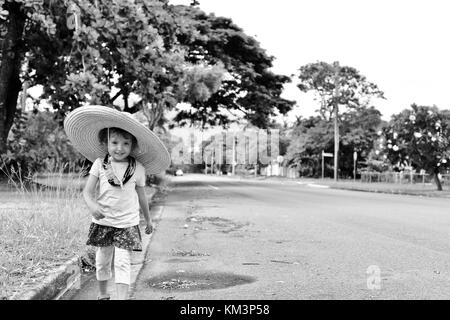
[3,109,85,176]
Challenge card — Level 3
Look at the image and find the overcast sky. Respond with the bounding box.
[170,0,450,122]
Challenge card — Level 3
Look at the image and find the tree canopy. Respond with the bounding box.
[0,0,296,157]
[1,0,185,154]
[378,104,450,190]
[24,0,187,128]
[296,61,385,121]
[285,106,383,178]
[171,5,295,129]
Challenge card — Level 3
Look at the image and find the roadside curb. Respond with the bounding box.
[11,256,83,300]
[11,186,160,300]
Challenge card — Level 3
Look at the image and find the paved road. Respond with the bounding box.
[128,174,450,300]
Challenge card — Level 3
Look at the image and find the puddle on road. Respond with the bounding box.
[146,271,256,291]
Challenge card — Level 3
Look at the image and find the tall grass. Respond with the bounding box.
[0,160,92,299]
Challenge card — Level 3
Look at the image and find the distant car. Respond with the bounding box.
[175,169,183,176]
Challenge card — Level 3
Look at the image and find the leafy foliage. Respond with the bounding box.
[172,5,295,128]
[180,62,226,103]
[296,61,385,120]
[285,116,334,177]
[376,104,450,190]
[23,0,185,121]
[285,106,383,178]
[339,106,385,176]
[2,109,83,175]
[0,0,295,161]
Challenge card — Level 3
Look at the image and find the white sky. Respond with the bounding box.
[170,0,450,122]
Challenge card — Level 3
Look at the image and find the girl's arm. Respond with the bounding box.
[136,186,153,234]
[82,174,105,220]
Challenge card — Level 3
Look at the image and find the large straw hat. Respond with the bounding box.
[64,105,171,174]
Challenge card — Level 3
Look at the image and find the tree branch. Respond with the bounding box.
[110,89,123,103]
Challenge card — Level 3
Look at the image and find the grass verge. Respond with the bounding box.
[310,178,450,197]
[238,174,450,198]
[0,164,92,300]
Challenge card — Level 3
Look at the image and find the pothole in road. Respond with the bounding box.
[146,271,256,291]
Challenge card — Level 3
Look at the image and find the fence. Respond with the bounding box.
[360,171,450,185]
[260,165,299,179]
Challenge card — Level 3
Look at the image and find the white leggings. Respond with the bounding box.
[96,246,132,285]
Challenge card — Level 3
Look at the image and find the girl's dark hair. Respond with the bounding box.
[98,127,138,150]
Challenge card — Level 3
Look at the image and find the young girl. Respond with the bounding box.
[64,106,170,300]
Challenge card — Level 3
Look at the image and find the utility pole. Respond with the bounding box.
[322,151,325,179]
[232,133,236,175]
[333,62,340,182]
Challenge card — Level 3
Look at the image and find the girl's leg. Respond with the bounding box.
[116,283,129,300]
[114,247,132,300]
[96,246,114,298]
[98,280,109,298]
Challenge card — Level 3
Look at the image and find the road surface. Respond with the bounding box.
[127,174,450,300]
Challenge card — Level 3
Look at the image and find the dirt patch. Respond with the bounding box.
[171,249,210,257]
[146,271,256,291]
[186,215,249,233]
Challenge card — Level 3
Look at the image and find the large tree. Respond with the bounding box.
[0,0,189,155]
[171,5,295,129]
[379,104,450,190]
[296,61,385,121]
[0,0,293,158]
[26,0,189,129]
[295,61,385,178]
[0,0,27,155]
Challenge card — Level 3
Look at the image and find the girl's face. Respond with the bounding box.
[107,133,133,162]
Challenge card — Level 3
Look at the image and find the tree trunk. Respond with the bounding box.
[0,2,26,154]
[142,102,163,131]
[433,169,443,191]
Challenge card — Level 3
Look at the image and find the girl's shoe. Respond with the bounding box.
[97,295,110,300]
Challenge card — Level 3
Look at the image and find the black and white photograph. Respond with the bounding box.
[1,0,450,312]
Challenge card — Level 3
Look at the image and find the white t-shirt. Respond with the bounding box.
[89,158,146,228]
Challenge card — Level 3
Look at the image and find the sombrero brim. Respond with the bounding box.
[63,105,171,175]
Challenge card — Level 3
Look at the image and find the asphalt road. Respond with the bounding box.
[128,174,450,300]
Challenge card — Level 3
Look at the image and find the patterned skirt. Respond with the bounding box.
[86,223,142,251]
